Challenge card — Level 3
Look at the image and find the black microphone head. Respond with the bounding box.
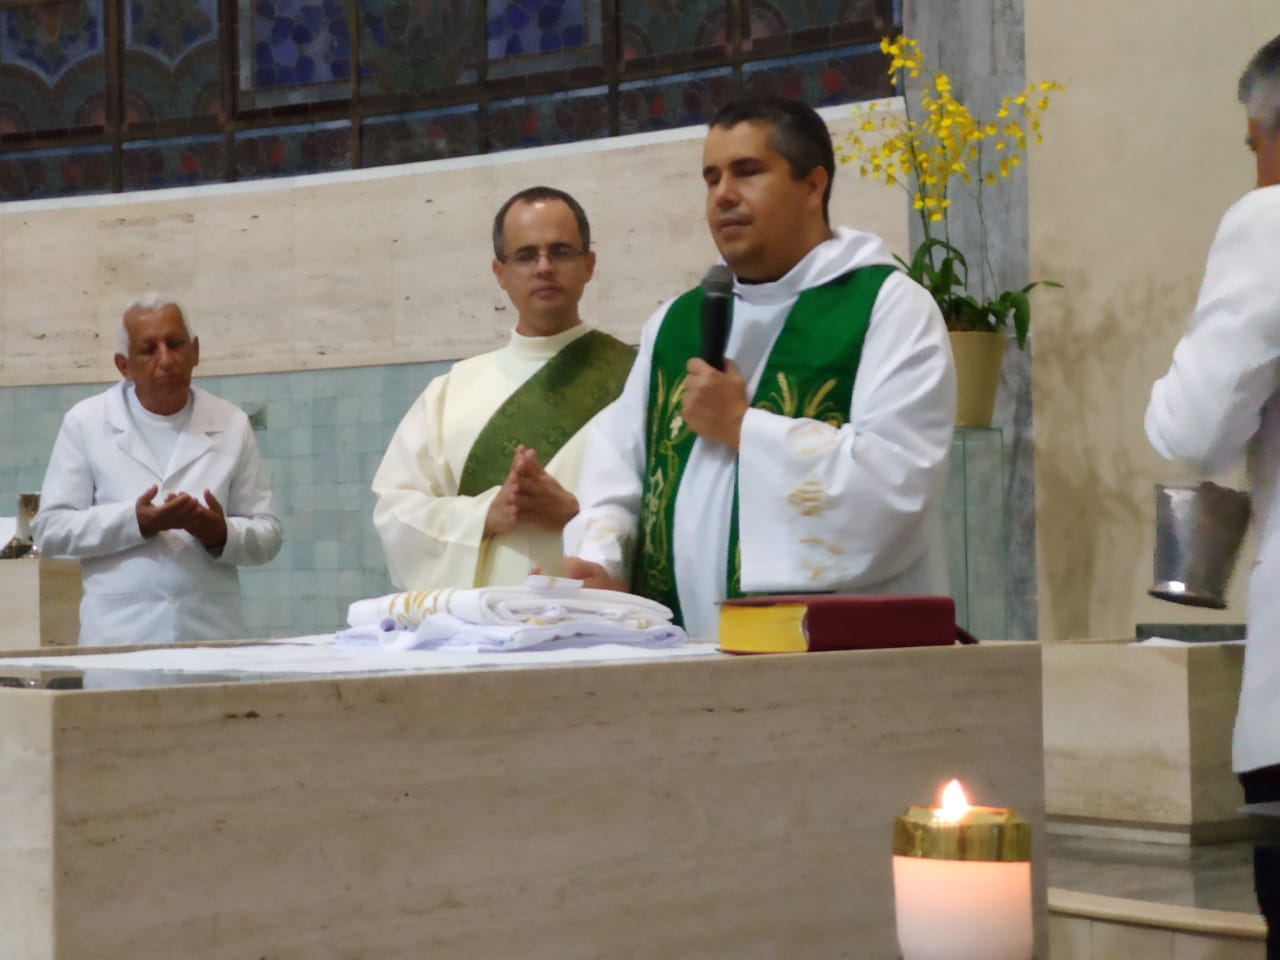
[701,264,734,298]
[699,264,733,371]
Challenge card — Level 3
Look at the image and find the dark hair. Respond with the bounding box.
[1240,34,1280,133]
[492,186,591,259]
[710,95,835,222]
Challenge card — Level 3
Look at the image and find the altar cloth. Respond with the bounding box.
[0,636,722,683]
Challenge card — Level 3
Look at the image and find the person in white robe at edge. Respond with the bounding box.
[33,295,282,646]
[372,186,634,589]
[563,95,957,639]
[1145,34,1280,958]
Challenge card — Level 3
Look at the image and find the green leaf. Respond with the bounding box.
[908,242,936,280]
[904,240,1062,348]
[1009,290,1031,349]
[1021,279,1063,293]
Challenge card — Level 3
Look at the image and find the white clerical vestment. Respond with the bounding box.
[1146,184,1280,773]
[565,228,957,639]
[374,324,599,589]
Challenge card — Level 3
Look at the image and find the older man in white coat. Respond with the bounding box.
[1145,35,1280,957]
[34,294,282,646]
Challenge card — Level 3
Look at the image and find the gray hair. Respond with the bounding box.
[117,293,195,356]
[1239,35,1280,132]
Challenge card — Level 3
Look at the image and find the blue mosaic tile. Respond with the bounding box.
[0,1,106,133]
[488,86,607,151]
[746,0,880,45]
[0,74,42,136]
[618,0,725,65]
[252,0,350,86]
[0,144,112,202]
[618,67,732,134]
[360,104,480,167]
[485,0,598,80]
[122,135,225,190]
[486,0,586,58]
[1,1,102,85]
[742,42,891,107]
[127,0,215,64]
[358,0,478,96]
[237,0,351,106]
[124,0,219,122]
[233,119,352,178]
[0,3,899,249]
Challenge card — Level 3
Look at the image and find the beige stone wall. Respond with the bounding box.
[0,110,907,387]
[1027,2,1280,640]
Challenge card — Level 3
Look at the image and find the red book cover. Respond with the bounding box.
[718,594,968,654]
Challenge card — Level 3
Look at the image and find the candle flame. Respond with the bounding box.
[935,779,970,823]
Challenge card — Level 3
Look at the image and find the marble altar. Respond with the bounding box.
[0,641,1045,959]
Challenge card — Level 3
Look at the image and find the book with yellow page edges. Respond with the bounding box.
[718,594,973,654]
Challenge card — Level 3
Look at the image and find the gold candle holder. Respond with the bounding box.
[893,780,1033,960]
[893,803,1030,862]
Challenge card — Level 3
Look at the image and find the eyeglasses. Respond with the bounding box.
[499,244,587,268]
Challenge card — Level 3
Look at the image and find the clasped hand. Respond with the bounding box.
[484,445,578,538]
[682,357,748,450]
[136,485,228,551]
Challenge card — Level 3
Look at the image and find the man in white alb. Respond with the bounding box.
[564,96,957,638]
[372,186,633,589]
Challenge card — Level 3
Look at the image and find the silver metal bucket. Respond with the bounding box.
[1149,482,1251,609]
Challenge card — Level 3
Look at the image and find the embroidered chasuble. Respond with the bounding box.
[633,265,893,624]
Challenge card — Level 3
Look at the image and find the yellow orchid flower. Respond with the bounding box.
[833,30,1062,348]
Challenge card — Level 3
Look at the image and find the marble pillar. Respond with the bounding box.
[905,0,1037,640]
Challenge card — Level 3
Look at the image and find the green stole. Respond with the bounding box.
[457,329,636,496]
[631,265,894,624]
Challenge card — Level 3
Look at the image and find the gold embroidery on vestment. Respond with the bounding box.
[788,477,827,516]
[791,422,841,457]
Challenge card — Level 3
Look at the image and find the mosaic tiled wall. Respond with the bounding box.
[0,361,448,638]
[0,0,900,200]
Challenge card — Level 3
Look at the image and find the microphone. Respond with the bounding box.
[700,264,734,371]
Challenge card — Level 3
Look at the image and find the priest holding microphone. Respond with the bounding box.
[564,95,957,638]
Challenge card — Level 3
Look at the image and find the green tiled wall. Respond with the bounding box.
[0,361,448,638]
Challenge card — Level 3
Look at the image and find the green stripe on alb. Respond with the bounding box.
[631,265,893,624]
[458,329,635,497]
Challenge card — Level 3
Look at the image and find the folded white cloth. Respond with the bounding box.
[338,613,686,653]
[346,576,674,631]
[340,577,685,652]
[1132,636,1244,647]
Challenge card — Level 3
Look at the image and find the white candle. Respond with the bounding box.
[893,780,1032,960]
